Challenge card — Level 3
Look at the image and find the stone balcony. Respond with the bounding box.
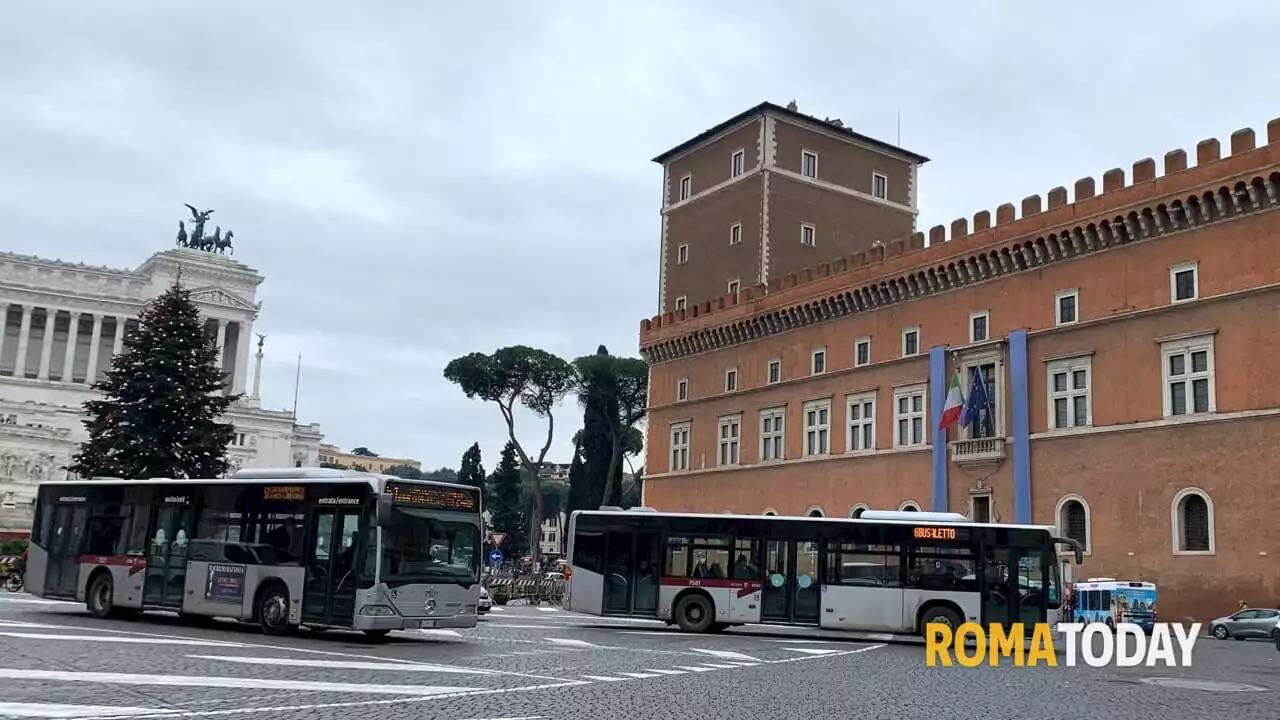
[949,437,1006,466]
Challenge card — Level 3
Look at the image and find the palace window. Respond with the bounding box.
[730,150,745,178]
[855,337,871,367]
[893,384,927,447]
[717,415,741,467]
[760,407,786,461]
[669,423,690,472]
[804,399,831,457]
[1048,356,1091,429]
[1055,289,1078,325]
[845,392,875,452]
[1162,334,1215,417]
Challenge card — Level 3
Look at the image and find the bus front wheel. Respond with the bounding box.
[86,572,114,619]
[674,593,715,633]
[256,583,293,636]
[363,629,391,641]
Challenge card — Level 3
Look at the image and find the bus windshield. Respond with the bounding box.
[381,507,480,587]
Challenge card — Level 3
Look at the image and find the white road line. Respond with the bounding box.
[720,662,759,667]
[58,680,590,720]
[759,638,841,644]
[673,665,718,672]
[0,703,170,718]
[766,643,886,664]
[694,662,740,669]
[0,633,248,647]
[690,648,761,662]
[641,669,686,675]
[543,638,607,649]
[187,656,497,675]
[580,675,627,682]
[534,607,559,613]
[0,597,77,605]
[482,624,570,629]
[0,668,475,697]
[615,672,662,679]
[783,647,844,656]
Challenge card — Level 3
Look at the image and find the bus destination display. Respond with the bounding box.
[387,483,478,512]
[913,526,959,540]
[262,485,306,501]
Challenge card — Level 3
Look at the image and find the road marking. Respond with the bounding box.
[0,632,248,648]
[616,672,662,679]
[416,629,465,640]
[482,623,570,629]
[0,596,77,605]
[690,648,761,662]
[188,656,497,675]
[642,669,686,675]
[694,662,740,669]
[580,675,627,682]
[535,608,559,613]
[783,647,844,655]
[543,638,606,649]
[488,606,504,612]
[0,703,170,718]
[0,669,475,697]
[56,680,589,720]
[673,665,717,672]
[759,638,840,644]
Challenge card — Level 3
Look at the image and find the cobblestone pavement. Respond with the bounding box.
[0,594,1276,719]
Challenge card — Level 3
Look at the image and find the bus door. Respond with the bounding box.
[143,504,194,609]
[43,504,89,599]
[602,530,660,616]
[761,538,821,625]
[302,508,361,625]
[981,546,1048,628]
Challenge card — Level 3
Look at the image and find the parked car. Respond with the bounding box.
[478,585,492,615]
[1272,616,1280,651]
[1208,608,1280,640]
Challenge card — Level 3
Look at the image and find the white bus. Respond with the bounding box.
[27,468,483,638]
[567,508,1083,635]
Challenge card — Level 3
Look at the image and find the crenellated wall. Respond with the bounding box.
[639,117,1280,361]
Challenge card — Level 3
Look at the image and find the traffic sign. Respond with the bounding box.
[488,549,504,565]
[490,532,506,547]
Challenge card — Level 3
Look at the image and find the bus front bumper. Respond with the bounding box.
[353,608,478,631]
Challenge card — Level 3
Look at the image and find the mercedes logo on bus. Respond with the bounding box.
[424,588,438,615]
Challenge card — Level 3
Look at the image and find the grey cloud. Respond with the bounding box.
[3,0,1278,468]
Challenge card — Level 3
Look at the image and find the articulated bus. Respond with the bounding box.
[567,508,1083,636]
[27,468,483,638]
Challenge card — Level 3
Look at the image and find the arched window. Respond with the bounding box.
[763,508,778,516]
[899,500,920,512]
[1171,488,1214,554]
[849,504,869,518]
[805,505,825,518]
[1054,495,1091,555]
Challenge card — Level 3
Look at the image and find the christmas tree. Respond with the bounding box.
[69,280,242,480]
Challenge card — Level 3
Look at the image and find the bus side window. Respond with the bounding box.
[124,488,151,555]
[572,532,606,574]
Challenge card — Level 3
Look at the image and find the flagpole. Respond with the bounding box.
[291,353,301,420]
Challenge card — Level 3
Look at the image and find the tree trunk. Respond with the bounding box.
[526,462,544,572]
[598,431,625,509]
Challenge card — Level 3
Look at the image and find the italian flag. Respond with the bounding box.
[938,371,964,431]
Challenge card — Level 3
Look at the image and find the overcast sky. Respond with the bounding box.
[3,1,1277,472]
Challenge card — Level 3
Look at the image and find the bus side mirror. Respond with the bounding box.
[375,494,393,526]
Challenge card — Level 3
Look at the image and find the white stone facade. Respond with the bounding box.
[0,247,324,533]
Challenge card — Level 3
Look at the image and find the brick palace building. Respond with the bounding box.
[636,101,1280,622]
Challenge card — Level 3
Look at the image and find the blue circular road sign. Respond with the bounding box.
[488,549,504,564]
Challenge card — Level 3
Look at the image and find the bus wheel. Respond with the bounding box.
[919,605,961,632]
[674,593,714,633]
[86,572,115,619]
[256,583,292,636]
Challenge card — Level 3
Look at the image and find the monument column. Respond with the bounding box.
[13,305,33,378]
[215,319,228,371]
[85,314,104,384]
[36,309,57,380]
[232,320,253,395]
[61,312,82,383]
[112,316,126,357]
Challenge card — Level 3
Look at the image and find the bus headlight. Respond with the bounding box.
[358,605,395,616]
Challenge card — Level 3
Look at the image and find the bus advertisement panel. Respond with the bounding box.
[26,468,482,639]
[567,508,1083,638]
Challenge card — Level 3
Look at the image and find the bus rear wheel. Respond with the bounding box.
[256,583,293,636]
[919,604,962,632]
[86,572,114,619]
[674,593,715,633]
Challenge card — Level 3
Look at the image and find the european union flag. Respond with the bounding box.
[959,366,990,430]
